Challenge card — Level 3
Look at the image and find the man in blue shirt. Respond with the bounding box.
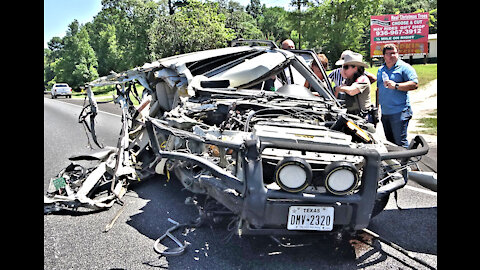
[376,44,418,148]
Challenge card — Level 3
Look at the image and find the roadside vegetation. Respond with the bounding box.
[415,109,437,135]
[44,0,437,91]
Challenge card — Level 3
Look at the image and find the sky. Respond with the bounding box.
[44,0,294,48]
[44,0,103,48]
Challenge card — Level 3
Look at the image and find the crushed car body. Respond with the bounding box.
[44,39,429,235]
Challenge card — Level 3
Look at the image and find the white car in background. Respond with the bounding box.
[51,83,72,99]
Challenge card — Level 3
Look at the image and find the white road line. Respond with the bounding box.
[47,98,121,118]
[405,185,437,196]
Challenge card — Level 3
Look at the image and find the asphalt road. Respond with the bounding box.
[44,96,437,269]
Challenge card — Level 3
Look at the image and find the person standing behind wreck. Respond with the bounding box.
[334,52,372,115]
[376,43,418,148]
[305,54,328,90]
[278,39,296,86]
[281,39,295,50]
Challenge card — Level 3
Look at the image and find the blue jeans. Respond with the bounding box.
[381,107,412,148]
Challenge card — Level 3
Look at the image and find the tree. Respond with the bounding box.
[246,0,262,19]
[222,1,263,40]
[95,24,123,76]
[93,0,160,69]
[148,0,235,59]
[44,49,56,87]
[257,7,291,43]
[47,36,65,60]
[55,21,98,89]
[288,0,308,48]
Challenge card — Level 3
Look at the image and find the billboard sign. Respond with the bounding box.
[370,12,429,57]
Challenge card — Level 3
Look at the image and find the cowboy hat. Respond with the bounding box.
[340,52,369,68]
[334,50,353,65]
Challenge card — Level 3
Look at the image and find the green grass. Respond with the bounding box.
[416,109,437,135]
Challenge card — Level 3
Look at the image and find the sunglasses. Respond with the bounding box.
[342,65,357,70]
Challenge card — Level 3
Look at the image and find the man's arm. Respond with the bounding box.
[384,80,418,91]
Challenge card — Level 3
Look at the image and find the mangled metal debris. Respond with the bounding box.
[153,218,190,256]
[44,39,429,238]
[44,146,129,213]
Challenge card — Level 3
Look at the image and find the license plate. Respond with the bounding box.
[287,206,334,231]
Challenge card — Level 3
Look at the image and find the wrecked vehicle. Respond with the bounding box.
[44,39,428,237]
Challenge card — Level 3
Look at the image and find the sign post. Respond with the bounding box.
[370,12,429,58]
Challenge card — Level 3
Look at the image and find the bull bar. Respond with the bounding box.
[146,118,429,234]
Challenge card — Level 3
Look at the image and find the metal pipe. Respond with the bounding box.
[407,171,437,192]
[380,135,429,160]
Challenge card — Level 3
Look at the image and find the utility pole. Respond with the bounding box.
[297,1,301,48]
[291,0,308,49]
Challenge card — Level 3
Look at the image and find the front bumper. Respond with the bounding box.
[146,119,429,234]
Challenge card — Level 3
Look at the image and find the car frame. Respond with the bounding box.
[44,39,428,238]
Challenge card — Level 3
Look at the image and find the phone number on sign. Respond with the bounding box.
[375,28,422,37]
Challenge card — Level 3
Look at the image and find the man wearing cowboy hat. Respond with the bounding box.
[334,52,372,114]
[376,43,418,148]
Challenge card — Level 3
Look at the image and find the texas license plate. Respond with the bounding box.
[287,206,334,231]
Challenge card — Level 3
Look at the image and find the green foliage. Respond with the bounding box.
[148,0,235,59]
[225,3,263,40]
[97,24,123,75]
[246,0,262,19]
[44,0,437,88]
[90,0,160,72]
[257,7,291,42]
[53,21,98,90]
